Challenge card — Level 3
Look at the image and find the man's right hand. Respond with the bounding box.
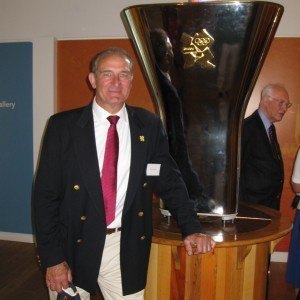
[46,261,72,292]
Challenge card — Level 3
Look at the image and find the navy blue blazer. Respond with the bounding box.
[34,103,201,295]
[239,110,284,210]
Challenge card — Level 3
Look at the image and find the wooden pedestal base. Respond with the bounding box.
[145,203,291,300]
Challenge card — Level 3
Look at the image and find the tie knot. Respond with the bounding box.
[107,115,120,125]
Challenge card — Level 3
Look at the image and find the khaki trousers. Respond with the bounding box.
[49,231,144,300]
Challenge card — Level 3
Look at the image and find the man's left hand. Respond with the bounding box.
[184,233,216,255]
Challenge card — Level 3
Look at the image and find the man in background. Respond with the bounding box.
[240,83,291,210]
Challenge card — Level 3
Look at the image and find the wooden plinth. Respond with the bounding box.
[145,202,292,300]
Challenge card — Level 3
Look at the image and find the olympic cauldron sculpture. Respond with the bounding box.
[121,1,283,220]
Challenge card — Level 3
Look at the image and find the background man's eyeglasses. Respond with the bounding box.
[268,96,292,108]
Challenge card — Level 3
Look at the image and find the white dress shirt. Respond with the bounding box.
[92,99,131,228]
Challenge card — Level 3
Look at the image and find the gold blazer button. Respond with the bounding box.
[80,216,87,221]
[138,211,144,217]
[76,239,82,243]
[143,182,147,187]
[74,185,80,190]
[140,236,146,240]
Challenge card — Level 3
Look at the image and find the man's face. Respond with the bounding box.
[166,37,174,61]
[261,87,290,123]
[88,54,133,113]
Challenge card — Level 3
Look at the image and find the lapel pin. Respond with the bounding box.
[139,135,145,142]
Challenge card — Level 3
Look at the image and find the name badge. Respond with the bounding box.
[146,163,161,176]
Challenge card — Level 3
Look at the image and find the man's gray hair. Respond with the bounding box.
[91,47,135,74]
[261,83,286,100]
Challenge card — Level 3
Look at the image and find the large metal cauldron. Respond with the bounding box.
[121,2,283,220]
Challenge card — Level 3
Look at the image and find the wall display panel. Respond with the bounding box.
[0,42,33,234]
[57,39,154,113]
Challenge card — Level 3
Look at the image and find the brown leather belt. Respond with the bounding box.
[106,227,122,235]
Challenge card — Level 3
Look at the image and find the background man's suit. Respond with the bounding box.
[239,110,284,210]
[34,102,202,295]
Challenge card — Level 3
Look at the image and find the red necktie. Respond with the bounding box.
[101,115,119,226]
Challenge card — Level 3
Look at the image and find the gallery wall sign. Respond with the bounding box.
[0,42,33,234]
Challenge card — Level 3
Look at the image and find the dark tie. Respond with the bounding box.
[101,115,120,226]
[268,124,281,160]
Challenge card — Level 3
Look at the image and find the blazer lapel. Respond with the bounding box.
[70,103,106,221]
[123,105,148,215]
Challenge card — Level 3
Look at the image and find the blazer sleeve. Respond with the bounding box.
[33,116,66,268]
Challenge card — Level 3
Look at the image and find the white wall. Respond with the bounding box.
[0,0,298,40]
[0,0,299,167]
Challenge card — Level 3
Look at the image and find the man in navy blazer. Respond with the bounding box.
[240,83,291,210]
[34,47,215,299]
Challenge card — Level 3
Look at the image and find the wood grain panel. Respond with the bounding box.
[157,245,171,299]
[145,243,158,300]
[242,245,256,299]
[215,248,227,300]
[185,253,202,299]
[170,247,185,300]
[253,243,269,299]
[197,252,217,300]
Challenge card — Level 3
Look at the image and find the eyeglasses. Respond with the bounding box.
[97,70,133,82]
[267,96,292,109]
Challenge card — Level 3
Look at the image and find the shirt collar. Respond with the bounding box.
[258,108,272,131]
[92,97,128,124]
